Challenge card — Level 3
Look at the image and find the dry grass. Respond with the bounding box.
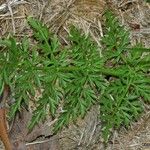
[0,0,150,150]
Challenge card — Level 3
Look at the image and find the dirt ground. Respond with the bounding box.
[0,0,150,150]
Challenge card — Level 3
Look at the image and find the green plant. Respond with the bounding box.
[145,0,150,3]
[0,11,149,142]
[100,11,150,141]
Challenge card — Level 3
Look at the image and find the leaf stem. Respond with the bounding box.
[37,66,125,77]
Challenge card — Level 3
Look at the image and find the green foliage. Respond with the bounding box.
[102,11,130,63]
[100,11,150,141]
[0,11,149,142]
[145,0,150,3]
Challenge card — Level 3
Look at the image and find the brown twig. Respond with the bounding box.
[0,108,12,150]
[0,84,12,150]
